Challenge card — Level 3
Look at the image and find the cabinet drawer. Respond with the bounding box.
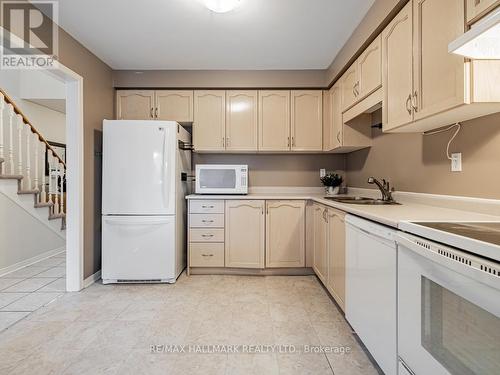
[189,214,224,228]
[190,243,224,267]
[190,228,224,242]
[189,200,225,214]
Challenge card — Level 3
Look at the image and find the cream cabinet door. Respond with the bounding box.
[155,90,193,122]
[266,200,305,268]
[357,35,382,100]
[291,90,323,151]
[382,2,414,131]
[313,204,328,283]
[116,90,155,120]
[413,0,466,121]
[258,90,290,151]
[225,200,265,268]
[226,91,258,151]
[466,0,499,23]
[341,64,358,112]
[193,90,226,151]
[323,84,343,151]
[327,209,346,311]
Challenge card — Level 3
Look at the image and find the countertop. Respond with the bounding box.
[186,192,500,229]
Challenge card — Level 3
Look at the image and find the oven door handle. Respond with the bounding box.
[396,232,500,290]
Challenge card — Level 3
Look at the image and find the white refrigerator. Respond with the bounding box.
[101,120,191,284]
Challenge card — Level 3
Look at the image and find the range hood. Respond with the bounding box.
[449,8,500,59]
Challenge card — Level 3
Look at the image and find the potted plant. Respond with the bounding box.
[320,173,343,195]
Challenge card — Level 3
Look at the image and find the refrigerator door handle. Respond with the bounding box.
[104,218,170,226]
[161,129,171,210]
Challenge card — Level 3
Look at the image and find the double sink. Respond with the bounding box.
[324,196,401,205]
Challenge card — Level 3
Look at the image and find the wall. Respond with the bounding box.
[193,154,345,187]
[57,30,114,279]
[347,112,500,199]
[0,193,64,272]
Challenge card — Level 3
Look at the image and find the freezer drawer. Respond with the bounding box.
[102,215,176,283]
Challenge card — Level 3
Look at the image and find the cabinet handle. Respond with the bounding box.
[412,91,418,112]
[201,234,214,238]
[222,137,225,148]
[406,94,412,115]
[155,107,158,118]
[292,137,295,147]
[201,220,214,223]
[150,107,154,119]
[226,137,230,147]
[336,131,341,145]
[201,205,215,209]
[352,86,357,97]
[201,254,214,257]
[287,137,290,148]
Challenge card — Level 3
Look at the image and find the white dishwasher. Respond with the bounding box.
[345,215,398,375]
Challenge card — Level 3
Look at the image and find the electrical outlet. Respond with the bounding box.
[451,153,462,172]
[320,169,326,178]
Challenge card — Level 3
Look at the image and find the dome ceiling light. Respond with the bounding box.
[203,0,243,13]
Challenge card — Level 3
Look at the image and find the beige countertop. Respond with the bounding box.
[186,192,500,228]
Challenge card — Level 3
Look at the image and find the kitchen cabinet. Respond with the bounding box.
[326,208,346,311]
[116,90,155,120]
[258,90,291,151]
[312,204,328,283]
[357,35,382,100]
[155,90,193,122]
[466,0,499,23]
[193,90,226,151]
[225,200,265,268]
[381,2,414,131]
[265,200,305,268]
[225,90,258,151]
[290,90,323,151]
[382,0,500,133]
[341,65,359,112]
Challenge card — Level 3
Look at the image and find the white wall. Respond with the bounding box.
[0,192,65,272]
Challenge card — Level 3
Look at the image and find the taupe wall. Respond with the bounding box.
[347,112,500,199]
[113,70,327,88]
[58,30,114,279]
[193,154,345,187]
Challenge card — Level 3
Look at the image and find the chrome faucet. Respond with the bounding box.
[367,177,394,202]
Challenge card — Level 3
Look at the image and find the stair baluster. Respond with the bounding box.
[8,104,14,174]
[25,123,32,190]
[17,114,23,188]
[34,134,39,197]
[53,155,60,215]
[59,161,64,214]
[0,93,4,173]
[40,145,47,203]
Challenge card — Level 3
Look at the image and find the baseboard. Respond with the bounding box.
[83,270,101,288]
[0,246,65,277]
[188,267,315,276]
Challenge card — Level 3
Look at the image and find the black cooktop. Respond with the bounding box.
[413,222,500,246]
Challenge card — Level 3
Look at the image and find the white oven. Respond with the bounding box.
[396,231,500,375]
[195,164,248,195]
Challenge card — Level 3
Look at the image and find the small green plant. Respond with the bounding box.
[320,173,343,187]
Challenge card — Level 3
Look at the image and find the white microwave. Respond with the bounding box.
[195,165,248,195]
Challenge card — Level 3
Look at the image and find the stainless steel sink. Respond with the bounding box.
[324,196,401,205]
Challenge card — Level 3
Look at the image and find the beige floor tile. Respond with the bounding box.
[269,302,310,323]
[225,353,280,375]
[172,353,227,375]
[276,353,333,375]
[117,349,179,375]
[1,292,62,312]
[326,346,380,375]
[8,347,83,375]
[272,321,322,347]
[61,346,130,375]
[0,311,30,331]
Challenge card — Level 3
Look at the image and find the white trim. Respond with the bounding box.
[83,270,101,288]
[0,246,65,277]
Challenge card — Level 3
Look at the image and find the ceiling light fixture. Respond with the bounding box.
[203,0,242,13]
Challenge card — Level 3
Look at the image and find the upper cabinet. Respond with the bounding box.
[357,35,382,101]
[258,90,291,151]
[323,84,343,151]
[383,0,500,133]
[155,90,193,122]
[193,91,226,152]
[466,0,500,24]
[116,90,155,120]
[291,90,323,151]
[226,91,258,151]
[116,90,193,122]
[341,65,359,112]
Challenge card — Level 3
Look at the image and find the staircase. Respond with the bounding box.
[0,89,66,234]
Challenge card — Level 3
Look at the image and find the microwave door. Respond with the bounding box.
[197,168,237,194]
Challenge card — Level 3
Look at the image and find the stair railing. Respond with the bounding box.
[0,88,66,217]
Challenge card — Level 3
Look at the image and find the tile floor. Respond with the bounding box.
[0,251,66,331]
[0,271,380,375]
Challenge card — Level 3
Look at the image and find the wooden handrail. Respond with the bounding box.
[0,88,66,168]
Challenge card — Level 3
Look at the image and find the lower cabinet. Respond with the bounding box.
[225,200,265,268]
[312,203,329,283]
[326,208,346,310]
[266,200,305,268]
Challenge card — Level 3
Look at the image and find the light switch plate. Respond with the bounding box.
[320,169,326,178]
[451,153,462,172]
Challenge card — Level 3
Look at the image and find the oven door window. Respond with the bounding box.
[199,169,236,189]
[421,276,500,375]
